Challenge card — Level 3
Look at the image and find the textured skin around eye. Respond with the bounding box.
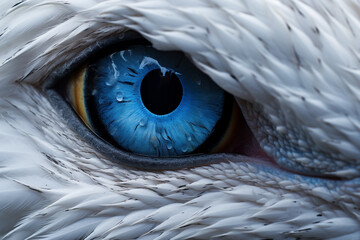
[240,101,355,177]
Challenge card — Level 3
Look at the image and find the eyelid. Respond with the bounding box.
[43,31,148,90]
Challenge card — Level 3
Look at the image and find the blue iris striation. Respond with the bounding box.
[85,45,225,157]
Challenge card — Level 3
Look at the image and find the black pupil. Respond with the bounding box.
[140,69,183,115]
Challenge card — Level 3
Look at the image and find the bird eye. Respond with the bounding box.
[67,44,237,157]
[45,32,261,169]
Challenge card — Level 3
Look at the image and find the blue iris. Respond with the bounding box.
[84,45,225,157]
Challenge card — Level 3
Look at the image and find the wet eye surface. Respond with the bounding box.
[45,32,267,169]
[68,45,236,157]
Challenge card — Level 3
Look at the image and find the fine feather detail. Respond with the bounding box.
[0,0,360,239]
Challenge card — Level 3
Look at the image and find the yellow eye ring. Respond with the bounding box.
[67,66,92,129]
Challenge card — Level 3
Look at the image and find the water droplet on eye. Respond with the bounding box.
[106,77,116,86]
[139,118,148,127]
[166,141,173,150]
[196,79,201,86]
[181,145,188,153]
[116,92,124,102]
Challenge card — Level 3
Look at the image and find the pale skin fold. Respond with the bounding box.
[0,0,360,239]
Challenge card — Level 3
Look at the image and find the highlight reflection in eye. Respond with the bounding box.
[67,45,239,157]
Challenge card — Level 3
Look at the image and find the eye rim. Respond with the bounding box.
[43,30,243,170]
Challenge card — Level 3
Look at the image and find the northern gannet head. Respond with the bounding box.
[0,0,359,239]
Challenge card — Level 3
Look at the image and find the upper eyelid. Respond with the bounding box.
[42,31,147,90]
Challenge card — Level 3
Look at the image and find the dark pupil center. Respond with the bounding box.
[140,69,183,115]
